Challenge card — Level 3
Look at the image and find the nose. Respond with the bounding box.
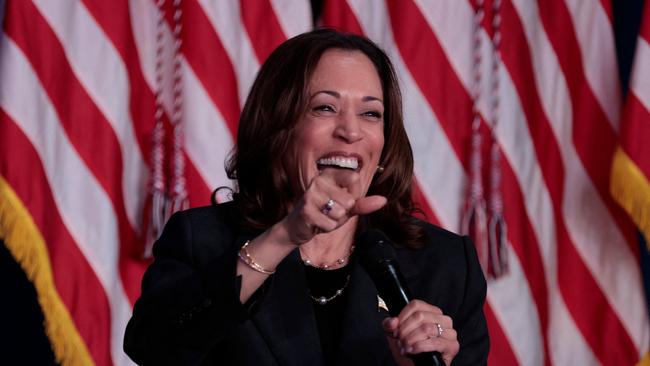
[334,110,362,143]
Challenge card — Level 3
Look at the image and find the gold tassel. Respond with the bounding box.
[637,351,650,366]
[0,176,94,366]
[610,147,650,243]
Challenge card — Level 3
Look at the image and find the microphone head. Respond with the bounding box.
[357,229,413,316]
[357,229,398,273]
[357,230,446,364]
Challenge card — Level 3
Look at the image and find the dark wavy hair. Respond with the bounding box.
[224,28,425,248]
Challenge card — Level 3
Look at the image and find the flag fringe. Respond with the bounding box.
[0,176,94,366]
[637,351,650,366]
[611,147,650,242]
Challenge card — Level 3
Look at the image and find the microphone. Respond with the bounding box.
[357,229,444,366]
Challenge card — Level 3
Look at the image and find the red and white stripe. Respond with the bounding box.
[0,1,310,365]
[323,0,648,365]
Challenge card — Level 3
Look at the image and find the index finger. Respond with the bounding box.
[397,299,443,324]
[319,168,362,198]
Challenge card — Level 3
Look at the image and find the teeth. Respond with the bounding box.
[317,156,359,170]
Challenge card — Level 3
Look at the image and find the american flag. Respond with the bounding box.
[611,0,650,246]
[0,1,648,365]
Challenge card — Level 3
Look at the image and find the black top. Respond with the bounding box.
[123,202,489,365]
[304,263,352,365]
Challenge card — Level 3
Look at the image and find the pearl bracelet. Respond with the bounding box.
[238,240,276,275]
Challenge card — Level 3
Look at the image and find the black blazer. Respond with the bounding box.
[124,202,489,365]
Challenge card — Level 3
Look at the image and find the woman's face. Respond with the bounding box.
[286,49,385,200]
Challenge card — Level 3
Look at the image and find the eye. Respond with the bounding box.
[362,110,383,119]
[312,104,336,113]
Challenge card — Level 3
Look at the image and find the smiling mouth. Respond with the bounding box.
[316,155,362,172]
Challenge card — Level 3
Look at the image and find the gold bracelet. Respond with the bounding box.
[238,240,276,275]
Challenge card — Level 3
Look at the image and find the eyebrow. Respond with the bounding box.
[312,90,384,104]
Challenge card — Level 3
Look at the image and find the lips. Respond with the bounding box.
[316,152,363,171]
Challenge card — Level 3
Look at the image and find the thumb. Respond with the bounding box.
[382,317,399,332]
[351,195,387,215]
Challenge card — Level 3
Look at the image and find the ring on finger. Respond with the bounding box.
[321,198,335,215]
[435,323,444,337]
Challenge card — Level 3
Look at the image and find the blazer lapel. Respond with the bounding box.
[251,249,325,366]
[334,257,394,365]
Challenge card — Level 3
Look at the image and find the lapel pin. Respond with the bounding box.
[377,295,388,312]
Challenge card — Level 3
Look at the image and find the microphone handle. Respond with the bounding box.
[380,264,445,366]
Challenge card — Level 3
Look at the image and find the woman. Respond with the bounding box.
[124,29,489,365]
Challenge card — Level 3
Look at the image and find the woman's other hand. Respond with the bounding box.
[284,168,386,245]
[382,300,459,366]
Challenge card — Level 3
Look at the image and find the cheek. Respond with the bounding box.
[370,129,385,161]
[295,118,330,146]
[292,125,325,178]
[378,135,385,155]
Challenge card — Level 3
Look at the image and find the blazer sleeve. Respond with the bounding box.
[452,236,490,366]
[123,210,251,365]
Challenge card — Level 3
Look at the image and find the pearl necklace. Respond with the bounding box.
[302,245,355,270]
[308,275,351,305]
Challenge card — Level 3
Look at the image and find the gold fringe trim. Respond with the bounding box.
[637,351,650,366]
[611,147,650,242]
[0,176,94,365]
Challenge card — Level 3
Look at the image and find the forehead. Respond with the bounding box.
[308,49,382,94]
